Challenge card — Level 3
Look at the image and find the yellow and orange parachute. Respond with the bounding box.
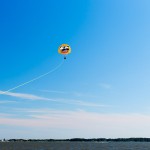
[58,44,71,59]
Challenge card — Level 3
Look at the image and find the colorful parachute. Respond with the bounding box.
[58,44,71,59]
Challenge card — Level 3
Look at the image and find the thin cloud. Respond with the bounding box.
[67,99,111,107]
[0,91,109,107]
[0,113,16,117]
[99,83,111,89]
[50,98,110,107]
[0,100,17,104]
[1,110,150,138]
[72,92,97,98]
[40,89,97,98]
[0,90,49,101]
[39,90,66,94]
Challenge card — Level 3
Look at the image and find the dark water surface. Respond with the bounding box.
[0,141,150,150]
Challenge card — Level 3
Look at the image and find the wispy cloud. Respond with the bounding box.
[99,83,111,89]
[72,92,97,98]
[0,100,17,104]
[40,89,97,98]
[0,90,49,101]
[0,91,109,107]
[1,110,150,138]
[63,99,112,107]
[0,113,16,117]
[39,90,66,94]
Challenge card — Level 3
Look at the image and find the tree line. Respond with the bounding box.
[2,138,150,142]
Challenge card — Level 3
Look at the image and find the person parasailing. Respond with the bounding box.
[58,44,71,59]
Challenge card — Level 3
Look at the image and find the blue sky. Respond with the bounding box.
[1,0,150,139]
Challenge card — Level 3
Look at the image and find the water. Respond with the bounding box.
[0,141,150,150]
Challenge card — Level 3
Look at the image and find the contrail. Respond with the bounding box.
[1,60,64,95]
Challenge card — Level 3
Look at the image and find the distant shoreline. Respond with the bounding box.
[1,138,150,142]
